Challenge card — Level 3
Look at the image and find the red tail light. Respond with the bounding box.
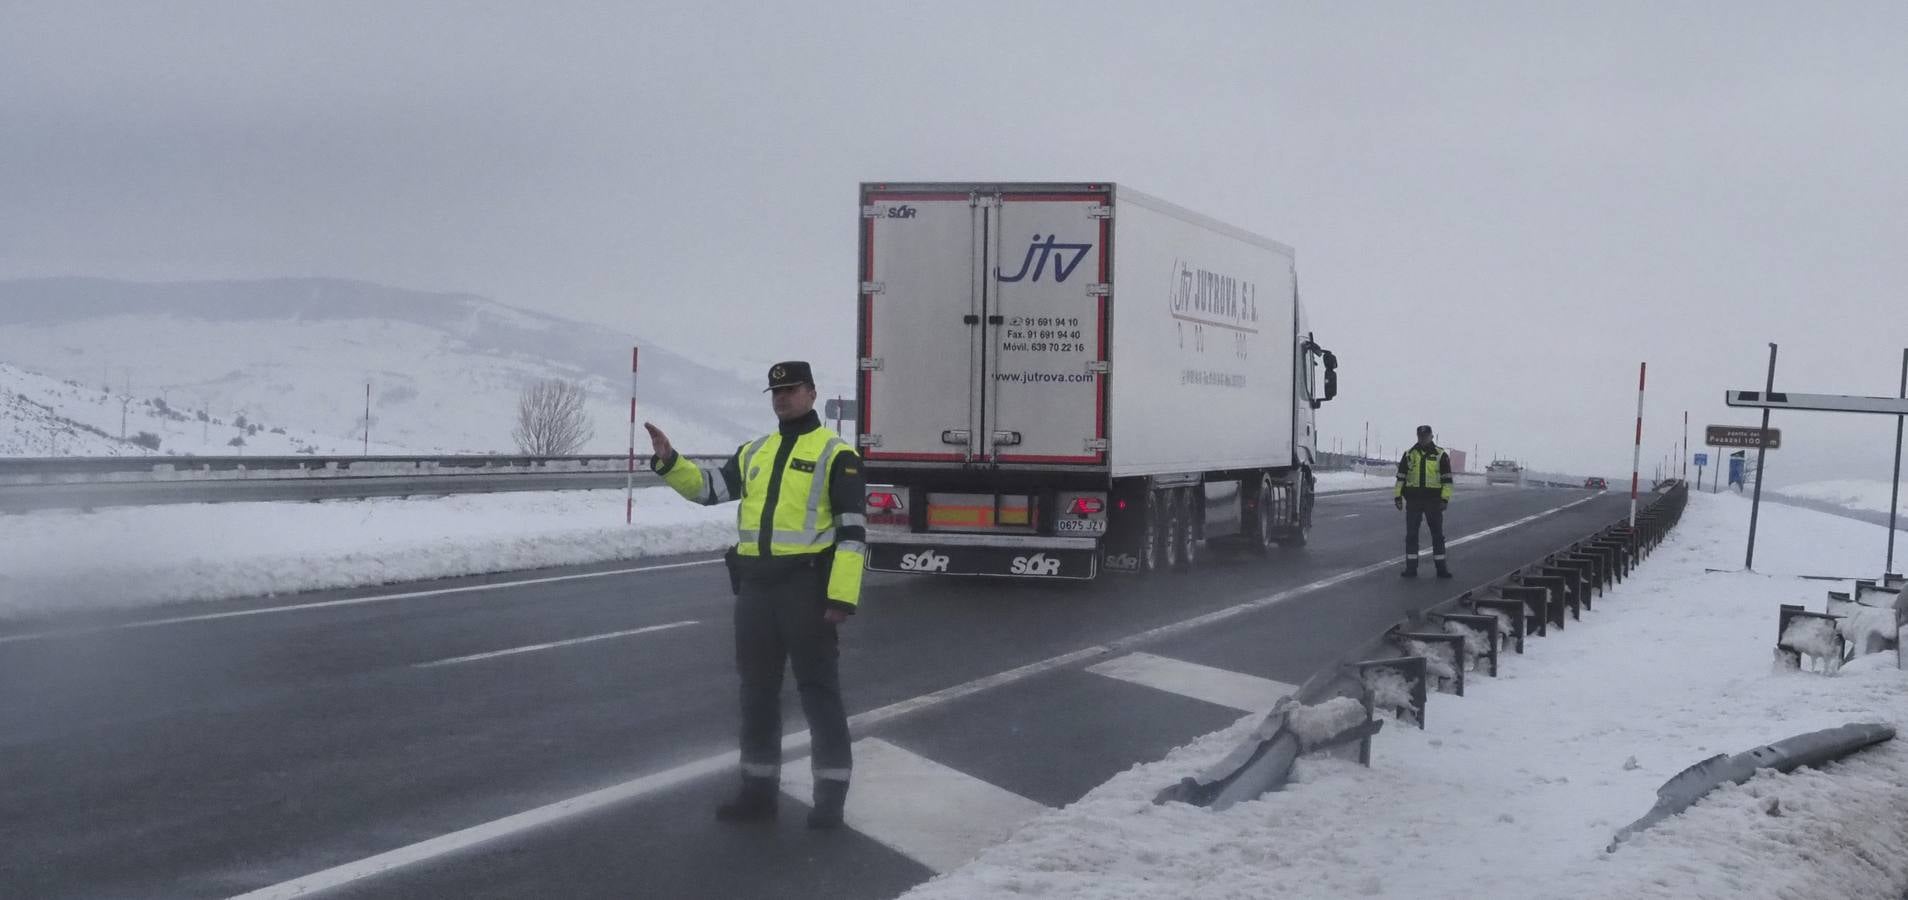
[1069,497,1105,515]
[867,491,902,511]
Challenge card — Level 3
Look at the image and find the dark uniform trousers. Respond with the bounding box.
[1402,492,1448,565]
[734,556,852,778]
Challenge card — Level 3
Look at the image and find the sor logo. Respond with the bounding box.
[997,234,1093,283]
[884,205,918,220]
[1010,553,1063,576]
[899,549,950,572]
[1102,552,1139,572]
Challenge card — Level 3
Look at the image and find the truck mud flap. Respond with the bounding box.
[868,543,1098,579]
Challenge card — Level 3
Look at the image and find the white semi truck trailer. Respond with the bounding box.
[855,182,1337,579]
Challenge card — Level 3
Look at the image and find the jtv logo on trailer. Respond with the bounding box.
[997,234,1093,283]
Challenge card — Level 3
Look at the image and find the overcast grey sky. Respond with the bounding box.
[4,1,1906,482]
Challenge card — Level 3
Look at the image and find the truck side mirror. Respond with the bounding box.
[1313,350,1338,408]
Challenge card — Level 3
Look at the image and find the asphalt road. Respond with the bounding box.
[0,484,1641,899]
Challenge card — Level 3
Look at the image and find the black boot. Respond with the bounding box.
[1435,564,1453,579]
[715,776,778,823]
[1400,565,1419,578]
[807,779,849,830]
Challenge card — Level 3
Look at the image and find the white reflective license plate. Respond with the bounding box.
[1055,518,1104,534]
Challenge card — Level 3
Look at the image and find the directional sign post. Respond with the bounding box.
[1747,344,1777,571]
[1725,344,1908,574]
[824,397,857,435]
[1892,349,1907,575]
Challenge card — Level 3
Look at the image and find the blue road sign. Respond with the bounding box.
[1694,452,1708,467]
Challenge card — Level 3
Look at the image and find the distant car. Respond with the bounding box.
[1584,477,1608,490]
[1485,459,1523,486]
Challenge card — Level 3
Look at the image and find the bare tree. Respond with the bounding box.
[512,378,595,456]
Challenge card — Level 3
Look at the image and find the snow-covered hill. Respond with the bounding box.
[0,360,416,456]
[0,278,796,456]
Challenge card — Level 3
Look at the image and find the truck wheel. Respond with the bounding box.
[1136,488,1162,573]
[1158,489,1181,570]
[1174,488,1198,570]
[1247,475,1276,556]
[1280,472,1312,547]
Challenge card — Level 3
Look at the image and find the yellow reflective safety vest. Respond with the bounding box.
[656,418,866,608]
[1395,444,1455,502]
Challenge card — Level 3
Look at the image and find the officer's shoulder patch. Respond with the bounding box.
[843,466,859,475]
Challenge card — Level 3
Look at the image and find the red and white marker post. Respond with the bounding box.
[627,347,639,525]
[1629,361,1646,528]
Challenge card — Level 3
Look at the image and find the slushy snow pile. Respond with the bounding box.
[1313,470,1393,494]
[0,487,732,621]
[900,491,1908,900]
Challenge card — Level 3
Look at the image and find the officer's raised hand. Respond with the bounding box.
[644,422,673,463]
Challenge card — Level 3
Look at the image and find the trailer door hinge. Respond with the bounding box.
[857,433,882,448]
[1087,204,1113,219]
[971,194,1000,209]
[1086,283,1110,297]
[1085,437,1110,452]
[860,281,885,294]
[1086,360,1110,374]
[859,357,883,371]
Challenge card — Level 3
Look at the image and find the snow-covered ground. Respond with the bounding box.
[1313,470,1393,494]
[1781,478,1905,517]
[901,491,1908,900]
[1316,468,1506,494]
[0,487,732,622]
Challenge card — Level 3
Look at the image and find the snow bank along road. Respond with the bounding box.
[0,485,1627,899]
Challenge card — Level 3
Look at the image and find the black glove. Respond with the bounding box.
[1394,497,1404,511]
[1440,499,1449,511]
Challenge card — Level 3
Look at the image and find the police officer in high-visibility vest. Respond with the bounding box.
[644,360,866,829]
[1394,424,1455,579]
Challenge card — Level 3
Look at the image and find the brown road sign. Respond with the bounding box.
[1705,425,1780,449]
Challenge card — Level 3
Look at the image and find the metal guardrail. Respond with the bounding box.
[1608,722,1895,851]
[1157,481,1689,808]
[0,453,733,511]
[0,453,732,483]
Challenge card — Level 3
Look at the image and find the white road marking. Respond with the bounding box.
[224,492,1602,899]
[414,621,699,668]
[0,558,723,645]
[1087,652,1297,713]
[1342,513,1361,519]
[782,739,1048,874]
